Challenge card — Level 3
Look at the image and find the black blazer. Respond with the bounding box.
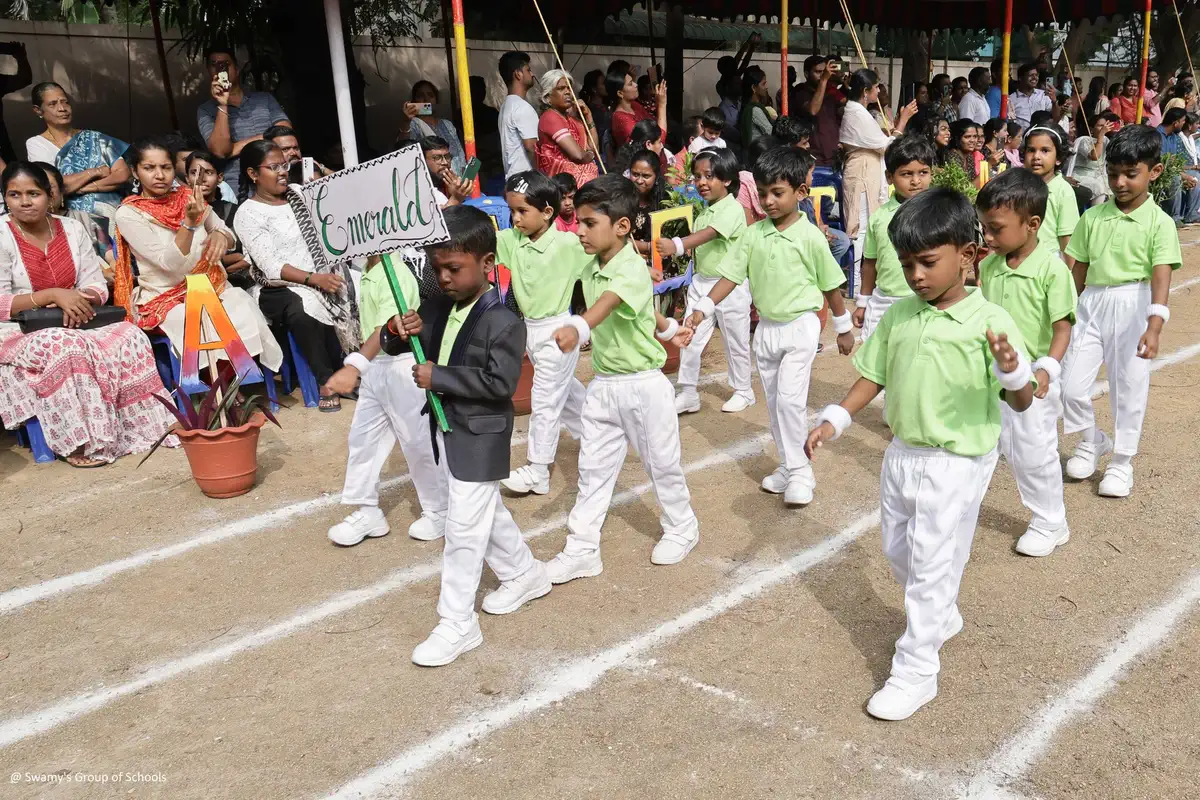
[419,290,526,483]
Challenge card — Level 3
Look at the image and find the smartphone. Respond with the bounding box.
[287,157,315,185]
[460,157,482,184]
[416,103,434,116]
[828,61,841,73]
[217,70,232,91]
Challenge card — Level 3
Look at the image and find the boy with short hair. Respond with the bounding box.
[806,188,1036,721]
[408,205,551,667]
[543,174,699,581]
[552,172,579,234]
[977,168,1078,557]
[853,135,936,340]
[687,107,728,154]
[496,171,588,496]
[689,147,855,508]
[1061,125,1182,497]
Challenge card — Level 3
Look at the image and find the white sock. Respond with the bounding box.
[1088,427,1108,445]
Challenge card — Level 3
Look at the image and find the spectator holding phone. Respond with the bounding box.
[609,64,668,149]
[396,80,466,175]
[420,136,470,208]
[263,125,333,179]
[796,55,846,166]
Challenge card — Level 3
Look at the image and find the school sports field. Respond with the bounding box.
[3,242,1200,800]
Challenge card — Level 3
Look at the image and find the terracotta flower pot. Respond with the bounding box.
[176,413,267,499]
[661,337,681,375]
[512,354,535,417]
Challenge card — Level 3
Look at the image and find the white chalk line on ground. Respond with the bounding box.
[325,340,1200,799]
[0,431,774,750]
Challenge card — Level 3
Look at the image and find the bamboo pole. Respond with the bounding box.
[1172,0,1196,87]
[838,0,891,129]
[1045,0,1089,133]
[1137,0,1153,123]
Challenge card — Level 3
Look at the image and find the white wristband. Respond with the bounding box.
[993,350,1033,391]
[568,315,591,348]
[656,316,679,341]
[344,352,372,375]
[1032,356,1061,385]
[831,311,853,335]
[671,236,686,256]
[817,404,853,440]
[693,295,716,319]
[1148,303,1170,323]
[855,294,870,309]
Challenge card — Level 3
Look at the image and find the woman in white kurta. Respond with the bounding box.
[0,162,174,466]
[112,139,282,373]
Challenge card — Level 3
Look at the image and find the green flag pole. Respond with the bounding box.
[381,253,451,432]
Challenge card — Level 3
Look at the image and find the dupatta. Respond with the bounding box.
[56,129,129,214]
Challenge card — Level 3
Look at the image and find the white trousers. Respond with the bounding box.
[525,314,585,465]
[999,382,1067,532]
[1061,283,1151,457]
[880,439,999,684]
[436,433,535,627]
[340,354,447,516]
[860,288,903,343]
[755,313,820,488]
[564,370,698,556]
[677,275,753,395]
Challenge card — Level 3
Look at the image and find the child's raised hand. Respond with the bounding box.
[554,325,579,353]
[324,366,360,396]
[1137,328,1160,360]
[654,237,676,257]
[412,361,434,389]
[685,310,704,330]
[836,330,855,356]
[986,329,1019,372]
[804,422,836,459]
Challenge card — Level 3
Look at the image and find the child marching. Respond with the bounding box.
[1022,125,1080,262]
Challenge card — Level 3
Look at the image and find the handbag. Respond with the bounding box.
[15,305,127,333]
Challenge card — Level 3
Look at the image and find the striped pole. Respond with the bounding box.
[450,0,479,196]
[1000,0,1013,119]
[781,0,790,115]
[1136,0,1153,124]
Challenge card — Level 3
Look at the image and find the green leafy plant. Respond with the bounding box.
[1151,152,1188,205]
[931,158,978,202]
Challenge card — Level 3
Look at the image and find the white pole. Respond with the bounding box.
[324,0,359,167]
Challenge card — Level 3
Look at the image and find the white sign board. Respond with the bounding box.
[287,144,450,268]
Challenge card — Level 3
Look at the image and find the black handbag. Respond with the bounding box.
[15,305,127,333]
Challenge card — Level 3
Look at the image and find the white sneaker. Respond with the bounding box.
[501,464,551,495]
[760,466,788,494]
[1098,463,1133,498]
[651,531,698,565]
[407,512,445,542]
[866,676,938,721]
[482,562,552,615]
[784,479,814,507]
[720,393,755,413]
[327,507,390,547]
[944,607,964,641]
[411,618,483,667]
[1065,433,1113,480]
[1015,524,1070,557]
[675,389,701,415]
[544,551,604,585]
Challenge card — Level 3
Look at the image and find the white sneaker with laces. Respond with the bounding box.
[482,562,552,615]
[1015,524,1070,556]
[1065,433,1113,480]
[501,464,550,495]
[866,676,938,721]
[651,532,698,565]
[760,466,788,494]
[720,393,755,413]
[1098,463,1134,498]
[407,512,446,541]
[327,506,390,547]
[411,618,483,667]
[784,479,814,507]
[544,551,604,584]
[675,389,701,415]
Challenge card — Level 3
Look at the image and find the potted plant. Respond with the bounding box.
[141,367,280,499]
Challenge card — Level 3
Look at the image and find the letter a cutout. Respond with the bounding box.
[180,274,263,394]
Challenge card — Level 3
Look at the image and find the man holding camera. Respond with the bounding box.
[796,54,846,166]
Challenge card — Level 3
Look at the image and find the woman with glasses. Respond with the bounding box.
[234,140,359,412]
[112,138,282,378]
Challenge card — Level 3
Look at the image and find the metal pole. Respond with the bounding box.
[1000,0,1013,119]
[323,0,359,166]
[781,0,790,114]
[1136,0,1152,123]
[451,0,479,196]
[647,0,657,73]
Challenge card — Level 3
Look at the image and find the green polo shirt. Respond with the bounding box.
[358,256,422,340]
[496,226,590,320]
[853,289,1031,457]
[979,244,1077,360]
[718,215,846,323]
[1065,197,1183,285]
[437,296,481,365]
[693,193,747,279]
[1038,173,1081,252]
[862,197,914,298]
[581,243,666,375]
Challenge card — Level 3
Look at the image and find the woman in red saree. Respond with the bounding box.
[0,161,173,466]
[535,69,599,185]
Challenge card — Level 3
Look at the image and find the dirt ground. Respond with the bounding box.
[3,241,1200,800]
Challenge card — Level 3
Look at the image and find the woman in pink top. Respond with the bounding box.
[607,64,667,148]
[535,70,599,185]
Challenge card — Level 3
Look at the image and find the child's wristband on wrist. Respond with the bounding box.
[993,351,1033,391]
[1148,303,1170,323]
[344,352,371,374]
[671,236,685,256]
[1032,356,1061,384]
[817,404,853,440]
[656,317,679,341]
[693,295,716,319]
[568,315,591,347]
[831,310,853,335]
[855,294,870,309]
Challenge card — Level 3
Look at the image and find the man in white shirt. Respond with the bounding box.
[498,50,538,178]
[1007,63,1055,129]
[958,66,993,125]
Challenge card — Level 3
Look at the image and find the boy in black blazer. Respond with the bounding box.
[406,206,552,667]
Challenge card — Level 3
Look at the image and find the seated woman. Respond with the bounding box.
[608,64,668,149]
[0,161,174,466]
[234,140,359,412]
[627,148,669,268]
[396,80,467,175]
[535,69,599,185]
[946,118,982,184]
[113,138,283,380]
[26,82,129,251]
[184,150,252,288]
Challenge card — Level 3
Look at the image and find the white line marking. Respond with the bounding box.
[960,568,1200,799]
[0,432,773,749]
